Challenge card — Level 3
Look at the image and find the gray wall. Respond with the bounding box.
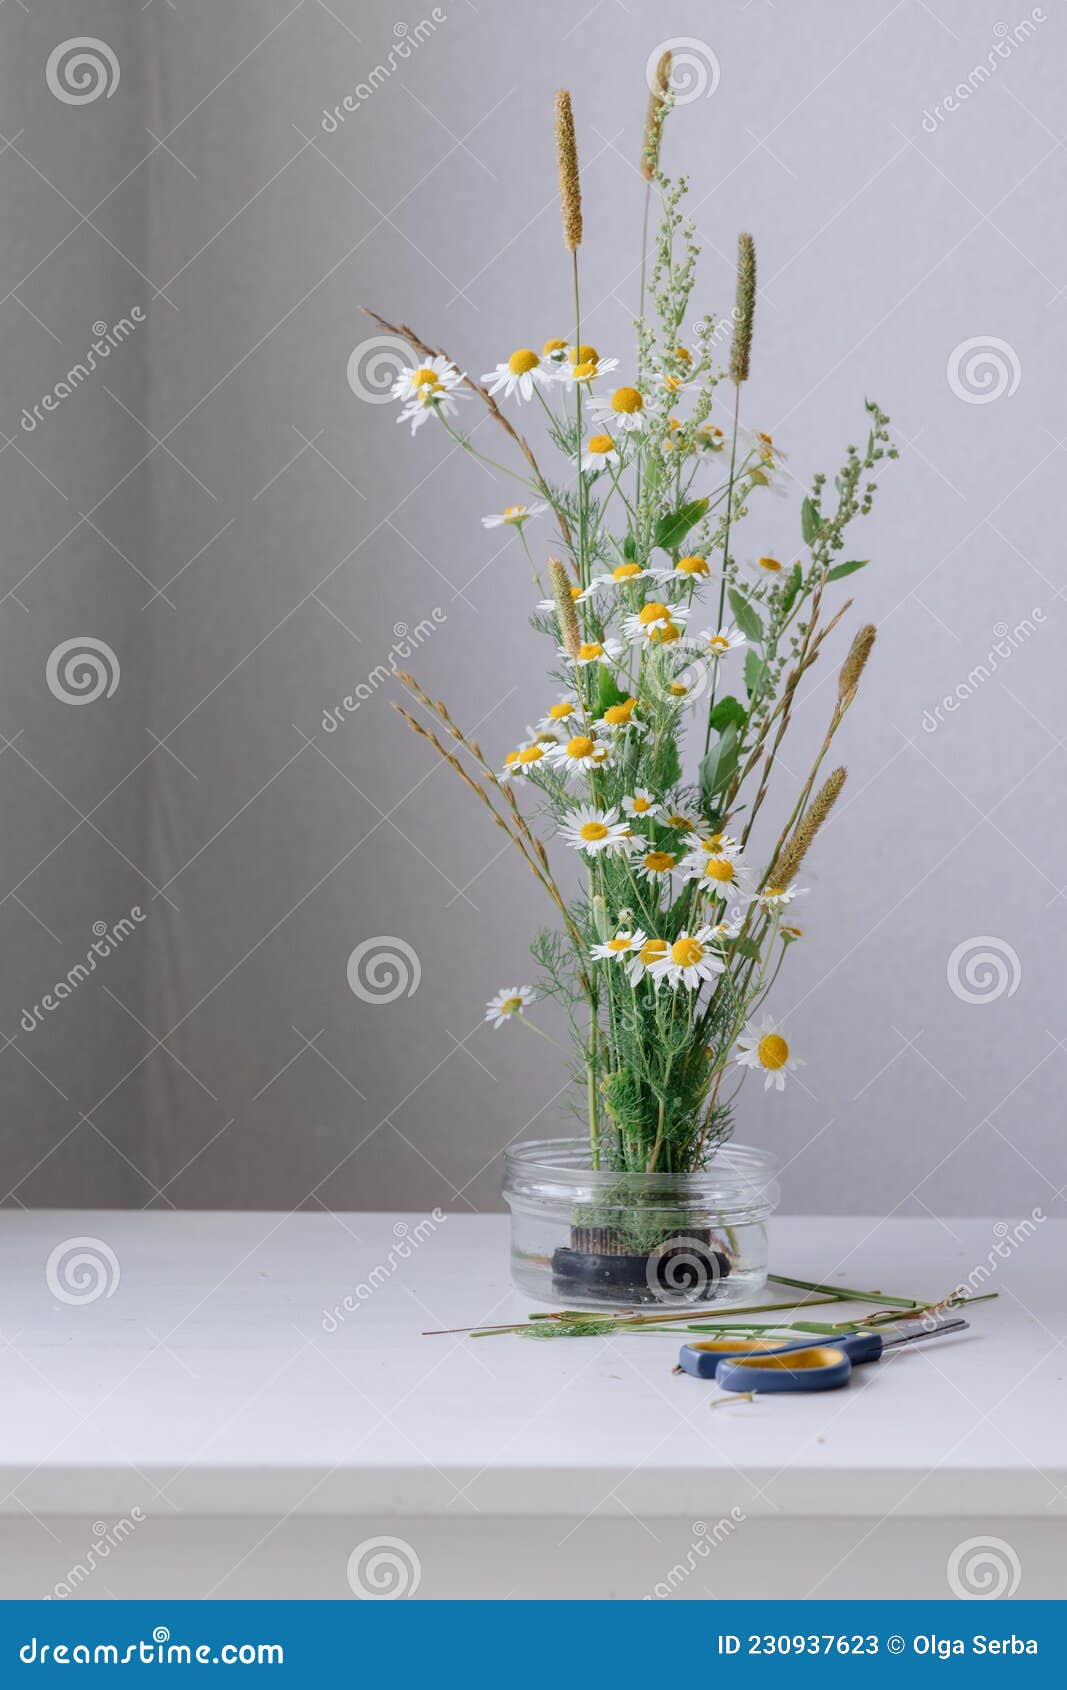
[1,0,1063,1221]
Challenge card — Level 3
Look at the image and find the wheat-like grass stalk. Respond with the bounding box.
[555,89,583,251]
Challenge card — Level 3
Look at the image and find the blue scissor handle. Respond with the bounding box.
[716,1343,853,1394]
[678,1329,882,1381]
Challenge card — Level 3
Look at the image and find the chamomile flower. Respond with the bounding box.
[500,741,551,779]
[754,883,807,911]
[694,423,727,454]
[596,696,645,736]
[565,637,623,668]
[542,337,569,365]
[742,427,788,467]
[746,465,788,500]
[622,602,689,645]
[391,356,462,403]
[590,386,646,433]
[485,985,538,1029]
[397,379,465,434]
[536,696,581,733]
[753,555,785,576]
[481,501,547,529]
[706,917,743,941]
[626,935,669,986]
[635,848,680,886]
[482,349,553,402]
[546,732,612,777]
[691,829,741,858]
[648,928,727,992]
[591,929,644,963]
[579,561,652,599]
[684,850,749,897]
[698,623,747,657]
[558,346,620,385]
[735,1015,804,1091]
[559,805,632,857]
[622,788,661,820]
[581,433,621,474]
[656,554,712,585]
[664,811,699,833]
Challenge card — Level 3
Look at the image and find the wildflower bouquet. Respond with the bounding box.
[371,66,893,1230]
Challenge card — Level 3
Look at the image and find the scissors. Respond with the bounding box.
[678,1316,969,1393]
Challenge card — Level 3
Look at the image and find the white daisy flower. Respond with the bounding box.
[500,741,551,779]
[485,985,538,1029]
[655,554,712,585]
[391,356,462,403]
[694,423,727,454]
[754,883,807,911]
[397,381,466,434]
[590,385,646,433]
[741,427,788,467]
[545,732,612,777]
[482,348,554,402]
[750,555,786,579]
[699,623,747,657]
[706,917,743,941]
[536,696,581,734]
[621,602,689,645]
[735,1015,805,1091]
[635,848,680,887]
[595,701,646,738]
[648,928,727,992]
[557,347,620,385]
[581,433,621,474]
[541,337,569,366]
[559,805,632,857]
[565,637,623,668]
[591,929,645,963]
[690,829,741,859]
[622,788,660,821]
[663,810,700,834]
[481,501,547,529]
[578,561,652,599]
[626,935,669,986]
[683,850,750,897]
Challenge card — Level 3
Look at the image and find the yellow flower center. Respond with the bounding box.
[677,555,708,576]
[548,701,574,719]
[757,1033,789,1070]
[764,886,787,899]
[782,925,803,939]
[587,434,614,455]
[503,505,526,522]
[504,750,519,766]
[411,367,438,387]
[572,361,598,381]
[644,851,676,874]
[649,621,681,644]
[669,682,688,696]
[629,794,652,812]
[675,345,692,364]
[709,635,729,651]
[543,338,567,356]
[666,814,693,829]
[703,857,735,884]
[612,563,642,580]
[578,642,603,660]
[639,939,668,964]
[604,700,635,725]
[508,349,540,375]
[671,937,705,968]
[758,556,782,573]
[579,820,609,842]
[639,602,670,625]
[500,996,523,1016]
[607,936,631,953]
[569,585,582,599]
[570,344,598,365]
[663,375,684,393]
[611,386,643,415]
[567,735,595,759]
[517,745,545,765]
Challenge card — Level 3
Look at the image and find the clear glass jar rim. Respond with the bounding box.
[504,1135,778,1192]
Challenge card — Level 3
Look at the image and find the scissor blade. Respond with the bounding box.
[881,1317,969,1350]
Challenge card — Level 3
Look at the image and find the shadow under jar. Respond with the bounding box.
[503,1138,780,1310]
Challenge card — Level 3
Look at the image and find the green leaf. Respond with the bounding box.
[622,534,637,561]
[654,497,709,553]
[597,667,627,717]
[780,562,803,616]
[707,694,747,735]
[801,497,820,545]
[698,723,738,810]
[728,588,763,644]
[736,938,761,961]
[826,558,869,582]
[744,648,768,698]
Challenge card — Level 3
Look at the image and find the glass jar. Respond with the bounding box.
[503,1137,780,1309]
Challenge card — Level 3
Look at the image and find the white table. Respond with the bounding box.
[0,1212,1062,1600]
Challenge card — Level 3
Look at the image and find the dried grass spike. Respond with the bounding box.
[549,555,581,657]
[730,233,756,386]
[838,623,876,702]
[641,50,672,180]
[772,767,847,887]
[555,90,583,251]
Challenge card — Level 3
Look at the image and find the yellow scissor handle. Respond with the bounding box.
[725,1344,847,1371]
[687,1337,789,1355]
